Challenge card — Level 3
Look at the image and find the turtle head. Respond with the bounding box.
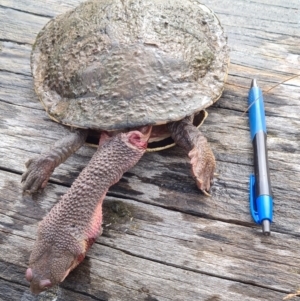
[25,240,84,294]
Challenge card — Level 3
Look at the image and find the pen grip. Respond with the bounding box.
[252,131,272,197]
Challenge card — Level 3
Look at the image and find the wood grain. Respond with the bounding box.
[0,0,300,300]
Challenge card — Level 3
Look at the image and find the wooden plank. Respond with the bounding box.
[0,0,300,300]
[0,0,82,17]
[0,41,31,76]
[0,7,49,45]
[0,170,289,300]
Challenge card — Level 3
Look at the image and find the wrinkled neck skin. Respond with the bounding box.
[26,128,151,294]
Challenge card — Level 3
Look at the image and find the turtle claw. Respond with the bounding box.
[202,189,211,197]
[194,176,213,197]
[25,158,32,168]
[22,156,55,194]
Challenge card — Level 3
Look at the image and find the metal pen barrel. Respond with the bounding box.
[252,131,272,235]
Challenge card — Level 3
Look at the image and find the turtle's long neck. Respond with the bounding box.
[39,132,147,241]
[27,130,150,295]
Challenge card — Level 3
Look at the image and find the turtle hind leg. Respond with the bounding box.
[22,129,88,194]
[167,116,215,195]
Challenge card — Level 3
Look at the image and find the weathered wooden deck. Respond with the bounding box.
[1,0,300,300]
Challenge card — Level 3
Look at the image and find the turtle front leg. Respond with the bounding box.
[22,129,88,194]
[167,116,215,195]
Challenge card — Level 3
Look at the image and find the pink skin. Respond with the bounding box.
[25,129,151,294]
[26,269,51,291]
[25,268,33,281]
[25,268,52,293]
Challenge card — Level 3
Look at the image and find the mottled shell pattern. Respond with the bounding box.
[31,0,229,130]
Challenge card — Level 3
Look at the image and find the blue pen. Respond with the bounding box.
[248,79,273,235]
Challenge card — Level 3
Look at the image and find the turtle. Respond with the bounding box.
[22,0,229,294]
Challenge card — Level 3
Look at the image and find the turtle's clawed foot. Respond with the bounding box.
[188,140,216,196]
[167,116,216,196]
[21,156,56,194]
[22,130,88,194]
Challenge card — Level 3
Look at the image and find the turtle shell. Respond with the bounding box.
[31,0,229,131]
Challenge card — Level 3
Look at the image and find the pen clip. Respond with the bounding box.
[249,175,260,223]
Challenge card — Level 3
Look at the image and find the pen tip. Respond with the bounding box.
[251,79,258,88]
[262,219,271,235]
